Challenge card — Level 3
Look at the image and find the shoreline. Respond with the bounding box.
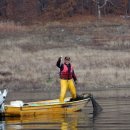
[5,87,130,103]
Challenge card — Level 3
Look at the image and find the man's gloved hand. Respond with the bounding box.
[75,80,78,85]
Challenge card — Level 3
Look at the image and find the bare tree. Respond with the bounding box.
[0,0,7,17]
[124,0,130,16]
[128,0,130,14]
[37,0,48,15]
[92,0,114,19]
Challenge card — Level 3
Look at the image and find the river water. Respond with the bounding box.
[0,88,130,130]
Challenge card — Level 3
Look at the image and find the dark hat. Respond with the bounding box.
[64,56,70,61]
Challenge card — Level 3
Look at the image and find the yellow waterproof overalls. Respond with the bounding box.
[59,64,77,103]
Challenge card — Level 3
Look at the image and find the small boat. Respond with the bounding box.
[0,89,91,117]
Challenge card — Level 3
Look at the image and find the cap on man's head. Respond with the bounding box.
[64,56,70,61]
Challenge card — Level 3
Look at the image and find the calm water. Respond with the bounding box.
[1,89,130,130]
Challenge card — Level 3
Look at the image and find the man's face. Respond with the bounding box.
[64,59,70,64]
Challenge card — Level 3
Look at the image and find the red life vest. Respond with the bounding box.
[60,64,73,79]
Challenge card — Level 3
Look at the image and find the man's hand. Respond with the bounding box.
[75,80,78,85]
[60,56,63,61]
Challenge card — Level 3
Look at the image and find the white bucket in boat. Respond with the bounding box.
[10,100,24,107]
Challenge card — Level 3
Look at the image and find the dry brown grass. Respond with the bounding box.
[0,21,29,32]
[0,19,130,92]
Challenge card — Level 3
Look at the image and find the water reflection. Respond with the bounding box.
[3,113,81,130]
[1,110,95,130]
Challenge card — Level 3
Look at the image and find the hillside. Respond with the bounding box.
[0,17,130,95]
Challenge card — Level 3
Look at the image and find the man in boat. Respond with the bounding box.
[56,56,77,103]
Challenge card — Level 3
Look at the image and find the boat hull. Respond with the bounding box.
[3,98,90,116]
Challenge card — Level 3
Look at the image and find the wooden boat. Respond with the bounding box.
[4,97,90,116]
[0,90,91,117]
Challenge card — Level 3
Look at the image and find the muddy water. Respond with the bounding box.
[1,88,130,130]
